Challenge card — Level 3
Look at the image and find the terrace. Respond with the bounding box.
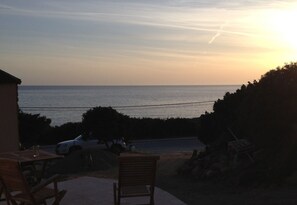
[0,146,193,205]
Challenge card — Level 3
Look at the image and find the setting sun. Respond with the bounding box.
[1,0,297,85]
[2,2,297,204]
[265,5,297,51]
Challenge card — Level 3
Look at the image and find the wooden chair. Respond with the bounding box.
[0,158,66,205]
[113,155,160,205]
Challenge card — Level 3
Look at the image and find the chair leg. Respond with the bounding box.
[118,196,121,205]
[52,190,66,205]
[150,195,154,205]
[113,183,121,205]
[117,186,121,205]
[113,183,117,205]
[150,186,155,205]
[0,185,3,201]
[5,192,14,205]
[10,200,21,205]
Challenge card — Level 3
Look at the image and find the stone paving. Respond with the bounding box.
[1,176,187,205]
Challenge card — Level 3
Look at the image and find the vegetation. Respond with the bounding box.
[19,62,297,184]
[19,107,198,146]
[196,62,297,183]
[51,122,83,142]
[18,111,52,146]
[81,106,130,148]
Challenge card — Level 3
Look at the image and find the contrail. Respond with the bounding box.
[208,33,221,44]
[208,21,228,44]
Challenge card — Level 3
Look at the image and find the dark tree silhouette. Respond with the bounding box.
[52,122,83,142]
[198,62,297,181]
[18,110,52,146]
[82,107,129,148]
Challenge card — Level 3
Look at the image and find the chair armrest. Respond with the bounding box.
[30,174,61,193]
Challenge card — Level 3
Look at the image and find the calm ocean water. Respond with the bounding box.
[18,86,239,126]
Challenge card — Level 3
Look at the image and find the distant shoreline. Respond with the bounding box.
[18,85,239,125]
[19,84,240,87]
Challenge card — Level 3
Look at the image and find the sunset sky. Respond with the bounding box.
[1,0,297,85]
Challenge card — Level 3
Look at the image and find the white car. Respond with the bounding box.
[55,135,127,155]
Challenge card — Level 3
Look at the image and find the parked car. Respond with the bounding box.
[55,135,127,155]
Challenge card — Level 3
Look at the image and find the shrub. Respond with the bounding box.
[199,62,297,181]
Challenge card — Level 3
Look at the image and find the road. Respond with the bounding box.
[130,137,204,154]
[42,137,205,154]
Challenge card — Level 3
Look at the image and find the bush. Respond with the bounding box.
[82,107,130,147]
[198,62,297,181]
[52,122,83,142]
[18,111,52,146]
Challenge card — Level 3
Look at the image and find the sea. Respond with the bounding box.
[18,85,240,126]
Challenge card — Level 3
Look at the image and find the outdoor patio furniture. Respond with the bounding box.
[0,149,63,165]
[0,158,66,205]
[0,149,63,186]
[0,183,4,202]
[113,154,160,205]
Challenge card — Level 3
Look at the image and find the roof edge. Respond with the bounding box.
[0,69,21,84]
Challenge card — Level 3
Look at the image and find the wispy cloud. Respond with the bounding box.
[1,0,296,85]
[0,1,257,39]
[208,21,228,44]
[0,4,13,10]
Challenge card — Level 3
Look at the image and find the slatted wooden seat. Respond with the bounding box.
[0,158,66,205]
[113,155,160,205]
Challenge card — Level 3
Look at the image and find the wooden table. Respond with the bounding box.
[0,149,62,163]
[0,149,63,179]
[0,149,63,201]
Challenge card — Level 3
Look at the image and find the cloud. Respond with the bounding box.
[0,1,257,40]
[208,21,228,44]
[208,33,221,44]
[0,4,13,10]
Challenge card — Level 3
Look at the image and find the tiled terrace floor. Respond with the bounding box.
[1,176,186,205]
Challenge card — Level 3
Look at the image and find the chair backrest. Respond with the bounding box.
[0,158,30,193]
[118,155,159,187]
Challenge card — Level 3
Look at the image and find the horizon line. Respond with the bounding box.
[19,84,241,87]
